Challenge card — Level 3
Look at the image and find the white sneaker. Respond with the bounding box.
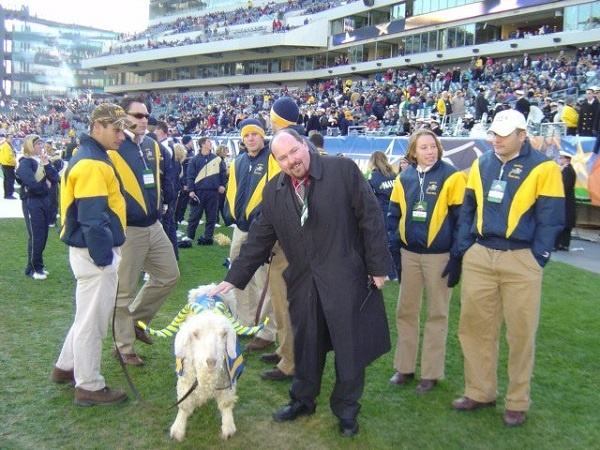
[43,269,49,276]
[181,236,192,242]
[143,272,150,281]
[179,220,189,226]
[215,223,221,228]
[176,231,184,238]
[199,220,204,225]
[32,272,47,280]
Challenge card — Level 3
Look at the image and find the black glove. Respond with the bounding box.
[441,256,462,288]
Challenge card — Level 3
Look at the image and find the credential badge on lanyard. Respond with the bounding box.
[412,170,428,222]
[487,164,506,204]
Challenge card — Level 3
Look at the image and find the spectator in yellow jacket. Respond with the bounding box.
[561,97,579,136]
[0,130,17,199]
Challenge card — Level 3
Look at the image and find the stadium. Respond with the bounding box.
[1,2,600,449]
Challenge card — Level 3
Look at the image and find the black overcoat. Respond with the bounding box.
[562,163,577,229]
[226,153,391,382]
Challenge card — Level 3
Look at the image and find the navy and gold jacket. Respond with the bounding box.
[16,156,60,200]
[60,134,126,267]
[456,139,565,267]
[223,146,281,232]
[108,133,162,228]
[186,152,226,192]
[387,159,466,257]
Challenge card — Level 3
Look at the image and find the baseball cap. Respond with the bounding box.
[559,151,572,158]
[488,110,528,137]
[90,104,136,130]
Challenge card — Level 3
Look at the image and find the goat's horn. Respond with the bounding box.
[136,304,194,338]
[230,316,270,336]
[212,300,270,336]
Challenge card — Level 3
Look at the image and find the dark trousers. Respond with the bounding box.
[2,165,16,198]
[290,296,364,421]
[22,196,50,275]
[48,183,59,225]
[161,204,179,260]
[174,189,189,223]
[555,227,572,250]
[186,190,219,240]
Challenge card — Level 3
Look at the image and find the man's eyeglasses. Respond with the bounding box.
[128,112,150,120]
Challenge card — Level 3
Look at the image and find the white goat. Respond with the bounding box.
[169,310,240,441]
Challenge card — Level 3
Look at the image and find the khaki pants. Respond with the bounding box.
[393,249,452,379]
[56,247,121,391]
[114,221,180,354]
[229,226,276,341]
[458,243,542,412]
[269,242,294,375]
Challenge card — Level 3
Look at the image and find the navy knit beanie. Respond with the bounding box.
[181,135,192,145]
[239,118,266,138]
[270,96,299,128]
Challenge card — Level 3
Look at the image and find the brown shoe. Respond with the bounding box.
[74,386,128,406]
[261,367,293,381]
[415,379,437,394]
[114,349,145,366]
[245,337,275,352]
[259,353,282,364]
[504,409,526,427]
[452,396,496,411]
[134,325,153,345]
[389,372,414,386]
[51,366,75,385]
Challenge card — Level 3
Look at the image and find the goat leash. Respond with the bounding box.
[254,251,274,326]
[111,283,154,409]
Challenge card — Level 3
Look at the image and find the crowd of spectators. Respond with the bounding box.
[1,44,599,149]
[107,0,356,55]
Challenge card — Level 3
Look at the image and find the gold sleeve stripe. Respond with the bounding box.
[506,161,564,237]
[225,163,237,221]
[194,158,222,184]
[108,150,148,214]
[467,160,485,235]
[390,176,409,245]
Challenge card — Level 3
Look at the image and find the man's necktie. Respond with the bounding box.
[295,180,308,227]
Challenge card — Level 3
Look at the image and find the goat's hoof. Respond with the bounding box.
[170,428,185,442]
[220,431,235,440]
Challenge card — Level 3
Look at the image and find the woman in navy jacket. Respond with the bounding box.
[16,134,59,280]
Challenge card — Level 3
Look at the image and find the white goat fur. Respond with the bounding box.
[169,285,239,441]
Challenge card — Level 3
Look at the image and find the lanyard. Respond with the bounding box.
[417,170,426,203]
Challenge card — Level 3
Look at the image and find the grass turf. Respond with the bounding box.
[0,218,599,449]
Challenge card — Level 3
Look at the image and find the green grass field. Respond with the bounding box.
[0,218,599,450]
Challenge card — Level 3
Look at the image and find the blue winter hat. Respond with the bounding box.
[239,118,265,138]
[181,135,192,145]
[270,96,299,128]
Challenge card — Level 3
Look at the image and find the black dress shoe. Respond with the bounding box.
[273,400,316,422]
[259,353,282,364]
[261,367,293,381]
[339,419,359,437]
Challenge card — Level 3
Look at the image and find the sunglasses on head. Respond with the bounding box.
[129,112,150,120]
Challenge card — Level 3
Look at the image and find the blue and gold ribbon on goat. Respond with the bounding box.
[138,294,269,339]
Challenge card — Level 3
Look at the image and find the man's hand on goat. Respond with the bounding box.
[208,281,236,298]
